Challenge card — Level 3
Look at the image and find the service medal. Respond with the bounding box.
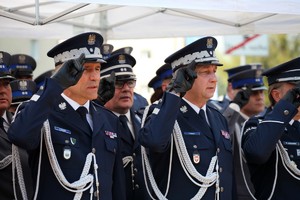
[193,150,200,164]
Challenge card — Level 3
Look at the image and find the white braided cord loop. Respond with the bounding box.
[12,144,28,200]
[40,120,98,200]
[0,155,12,169]
[140,104,219,199]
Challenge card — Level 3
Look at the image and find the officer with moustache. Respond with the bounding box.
[139,37,234,199]
[99,53,149,199]
[8,32,125,200]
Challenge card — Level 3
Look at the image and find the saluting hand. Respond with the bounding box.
[97,71,116,106]
[232,85,252,108]
[51,53,85,90]
[282,87,300,108]
[167,61,197,97]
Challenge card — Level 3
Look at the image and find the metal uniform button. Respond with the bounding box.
[135,184,139,189]
[193,145,197,149]
[219,167,223,173]
[220,187,224,192]
[133,153,136,157]
[217,148,220,153]
[92,148,96,154]
[134,168,138,173]
[284,110,289,115]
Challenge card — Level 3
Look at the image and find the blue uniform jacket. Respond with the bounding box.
[8,78,126,200]
[138,93,234,200]
[242,99,300,200]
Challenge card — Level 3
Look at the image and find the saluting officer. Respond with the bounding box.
[139,36,234,199]
[222,66,267,200]
[98,53,149,199]
[242,57,300,199]
[8,32,125,200]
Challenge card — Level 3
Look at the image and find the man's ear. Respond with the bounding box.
[271,89,281,103]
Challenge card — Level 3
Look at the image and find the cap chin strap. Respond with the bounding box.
[141,105,219,200]
[32,120,99,200]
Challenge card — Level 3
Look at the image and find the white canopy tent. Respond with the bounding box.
[1,0,300,40]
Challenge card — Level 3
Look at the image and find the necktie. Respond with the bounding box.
[199,109,209,127]
[119,115,133,143]
[76,106,91,130]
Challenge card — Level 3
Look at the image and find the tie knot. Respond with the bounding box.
[77,106,88,118]
[119,115,128,124]
[199,109,206,119]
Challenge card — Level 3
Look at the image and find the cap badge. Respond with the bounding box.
[103,45,110,54]
[18,80,28,91]
[180,105,188,113]
[124,47,131,54]
[58,102,66,110]
[87,34,96,45]
[207,38,213,48]
[118,55,126,64]
[18,55,26,64]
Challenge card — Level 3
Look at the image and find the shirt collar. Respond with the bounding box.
[182,97,207,114]
[61,93,90,113]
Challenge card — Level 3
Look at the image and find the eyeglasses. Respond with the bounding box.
[115,80,136,89]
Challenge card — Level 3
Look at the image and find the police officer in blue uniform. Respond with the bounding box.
[100,53,150,199]
[10,54,36,80]
[242,57,300,200]
[139,36,234,199]
[0,51,33,200]
[222,67,267,200]
[8,32,125,200]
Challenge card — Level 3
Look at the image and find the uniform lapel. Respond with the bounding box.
[130,109,141,150]
[90,104,104,136]
[180,101,214,140]
[207,107,221,143]
[54,98,92,136]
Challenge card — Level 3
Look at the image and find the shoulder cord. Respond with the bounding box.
[141,105,218,200]
[239,121,278,200]
[32,120,99,200]
[0,155,12,169]
[277,140,300,178]
[12,144,28,200]
[173,121,219,200]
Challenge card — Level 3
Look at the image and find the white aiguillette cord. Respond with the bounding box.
[32,120,100,200]
[140,105,219,200]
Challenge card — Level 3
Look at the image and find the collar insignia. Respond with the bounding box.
[58,102,66,110]
[180,105,187,113]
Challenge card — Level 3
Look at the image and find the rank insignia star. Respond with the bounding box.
[58,102,66,110]
[180,105,187,113]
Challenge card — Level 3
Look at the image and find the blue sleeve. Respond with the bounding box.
[242,99,298,164]
[8,78,63,150]
[138,92,181,152]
